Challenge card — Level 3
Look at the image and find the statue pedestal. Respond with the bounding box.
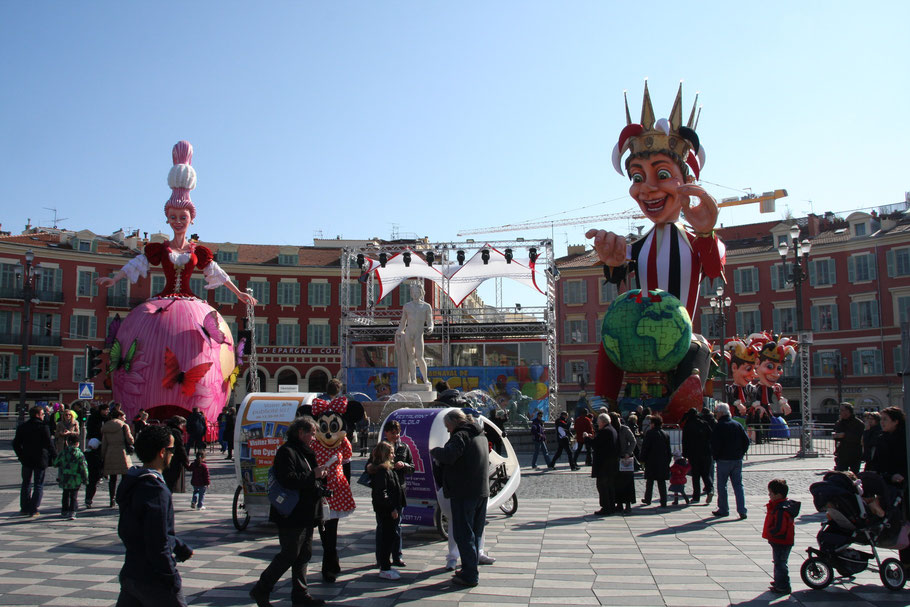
[398,383,438,403]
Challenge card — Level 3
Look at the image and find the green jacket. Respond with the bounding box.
[53,445,89,490]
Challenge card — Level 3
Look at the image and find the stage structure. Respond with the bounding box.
[340,240,558,418]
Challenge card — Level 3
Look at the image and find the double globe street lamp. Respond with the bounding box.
[777,224,817,456]
[15,250,42,423]
[709,284,732,401]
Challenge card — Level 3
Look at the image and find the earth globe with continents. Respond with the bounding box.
[601,289,692,373]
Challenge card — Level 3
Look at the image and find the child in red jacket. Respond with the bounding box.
[669,455,691,505]
[188,451,210,510]
[762,479,801,594]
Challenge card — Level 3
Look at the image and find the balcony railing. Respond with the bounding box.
[0,333,61,346]
[106,294,145,308]
[0,287,64,302]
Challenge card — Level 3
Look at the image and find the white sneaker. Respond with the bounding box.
[198,505,206,510]
[478,554,496,565]
[379,569,401,580]
[445,559,457,571]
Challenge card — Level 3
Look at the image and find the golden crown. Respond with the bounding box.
[611,81,706,179]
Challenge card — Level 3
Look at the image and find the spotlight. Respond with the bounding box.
[425,251,435,266]
[402,251,411,267]
[356,253,364,269]
[481,249,490,265]
[379,252,388,268]
[504,248,513,264]
[516,303,522,311]
[529,247,538,264]
[457,250,465,265]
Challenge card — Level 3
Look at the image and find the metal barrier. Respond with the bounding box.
[742,422,835,457]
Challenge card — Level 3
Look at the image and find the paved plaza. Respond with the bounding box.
[0,447,907,607]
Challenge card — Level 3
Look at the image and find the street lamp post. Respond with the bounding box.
[778,224,817,456]
[709,284,732,402]
[15,250,42,424]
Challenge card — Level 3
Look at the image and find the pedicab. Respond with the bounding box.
[231,392,320,530]
[379,407,521,539]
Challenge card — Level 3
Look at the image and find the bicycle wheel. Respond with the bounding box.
[800,557,833,590]
[434,506,449,540]
[880,558,906,591]
[499,493,518,516]
[232,485,250,531]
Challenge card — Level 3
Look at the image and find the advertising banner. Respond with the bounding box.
[237,396,299,496]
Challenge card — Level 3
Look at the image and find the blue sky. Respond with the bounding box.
[2,2,908,305]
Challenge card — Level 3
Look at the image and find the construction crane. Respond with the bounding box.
[457,189,788,237]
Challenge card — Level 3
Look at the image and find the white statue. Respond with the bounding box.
[395,281,434,388]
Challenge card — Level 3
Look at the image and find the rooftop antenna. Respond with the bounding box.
[390,223,400,240]
[43,207,69,229]
[313,229,324,239]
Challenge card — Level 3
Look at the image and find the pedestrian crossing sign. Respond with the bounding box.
[78,382,94,400]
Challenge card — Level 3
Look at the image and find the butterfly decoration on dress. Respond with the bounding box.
[224,366,241,392]
[153,299,178,314]
[200,310,229,345]
[105,314,122,348]
[162,347,213,397]
[235,337,247,366]
[108,339,139,374]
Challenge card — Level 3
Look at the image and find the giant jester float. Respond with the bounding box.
[587,82,725,423]
[95,141,257,422]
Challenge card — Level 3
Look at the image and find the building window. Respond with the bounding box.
[599,280,618,304]
[33,312,61,337]
[77,270,99,297]
[247,280,270,305]
[564,319,588,344]
[151,275,165,296]
[372,284,392,307]
[734,267,759,294]
[699,277,724,297]
[888,247,910,278]
[0,310,22,339]
[39,267,63,295]
[70,314,97,339]
[776,234,790,248]
[769,264,793,290]
[0,262,17,294]
[30,354,57,381]
[214,285,238,304]
[0,353,15,380]
[850,300,879,329]
[848,253,877,282]
[308,282,331,307]
[564,280,587,305]
[277,282,301,306]
[811,303,839,332]
[278,253,298,266]
[854,223,867,237]
[898,296,910,325]
[217,250,238,263]
[772,307,796,333]
[345,281,362,307]
[853,349,882,376]
[736,309,761,335]
[809,259,836,286]
[564,360,589,383]
[307,323,331,346]
[78,239,93,252]
[700,312,722,339]
[275,324,300,346]
[189,277,205,299]
[812,351,839,377]
[73,355,87,382]
[254,321,270,346]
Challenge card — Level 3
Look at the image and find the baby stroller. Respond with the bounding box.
[801,471,907,591]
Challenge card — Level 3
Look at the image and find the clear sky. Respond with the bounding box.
[2,2,908,306]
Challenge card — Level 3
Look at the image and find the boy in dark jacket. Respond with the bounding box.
[188,451,210,510]
[370,441,407,580]
[116,424,193,607]
[762,478,800,594]
[53,433,89,519]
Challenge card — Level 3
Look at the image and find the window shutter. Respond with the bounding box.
[55,268,63,291]
[735,311,743,334]
[847,257,855,282]
[812,352,820,375]
[563,320,571,342]
[808,261,817,286]
[770,266,779,290]
[10,353,18,379]
[828,259,836,284]
[50,356,58,381]
[92,272,99,296]
[12,311,21,335]
[852,350,859,375]
[811,306,819,332]
[69,315,76,337]
[871,301,880,328]
[832,305,839,331]
[733,269,741,294]
[875,350,883,375]
[773,308,780,332]
[52,314,61,336]
[293,325,300,346]
[850,302,858,328]
[30,355,37,380]
[887,250,895,277]
[752,267,759,291]
[90,316,97,338]
[562,281,569,302]
[869,254,877,279]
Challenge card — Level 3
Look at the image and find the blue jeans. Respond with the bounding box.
[531,440,551,468]
[191,486,207,508]
[450,496,486,583]
[771,543,791,589]
[20,465,46,514]
[715,459,746,516]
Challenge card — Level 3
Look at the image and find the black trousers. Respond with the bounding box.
[689,456,713,500]
[574,440,592,465]
[318,518,340,575]
[551,437,577,468]
[596,475,616,513]
[257,526,314,602]
[644,479,667,506]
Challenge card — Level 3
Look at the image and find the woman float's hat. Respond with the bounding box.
[611,81,706,179]
[164,140,198,220]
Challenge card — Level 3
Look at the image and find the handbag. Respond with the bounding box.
[267,467,300,517]
[357,469,372,488]
[122,425,134,455]
[619,456,635,472]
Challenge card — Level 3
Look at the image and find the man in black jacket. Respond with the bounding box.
[430,410,489,587]
[12,406,57,517]
[682,408,714,503]
[710,403,751,519]
[185,407,207,454]
[589,413,619,515]
[550,411,579,471]
[116,424,193,607]
[86,403,110,442]
[833,403,865,473]
[251,418,328,607]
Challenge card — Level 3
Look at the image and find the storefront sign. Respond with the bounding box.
[259,347,340,356]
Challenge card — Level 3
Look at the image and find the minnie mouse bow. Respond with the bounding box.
[312,396,348,416]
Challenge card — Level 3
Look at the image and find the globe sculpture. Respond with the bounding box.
[601,289,692,373]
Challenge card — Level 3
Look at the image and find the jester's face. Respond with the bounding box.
[730,361,756,386]
[757,359,783,385]
[375,383,391,398]
[627,153,693,225]
[315,411,347,450]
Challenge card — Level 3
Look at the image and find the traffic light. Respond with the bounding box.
[85,345,104,379]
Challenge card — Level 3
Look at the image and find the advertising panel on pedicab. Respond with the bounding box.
[236,393,313,497]
[384,408,444,526]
